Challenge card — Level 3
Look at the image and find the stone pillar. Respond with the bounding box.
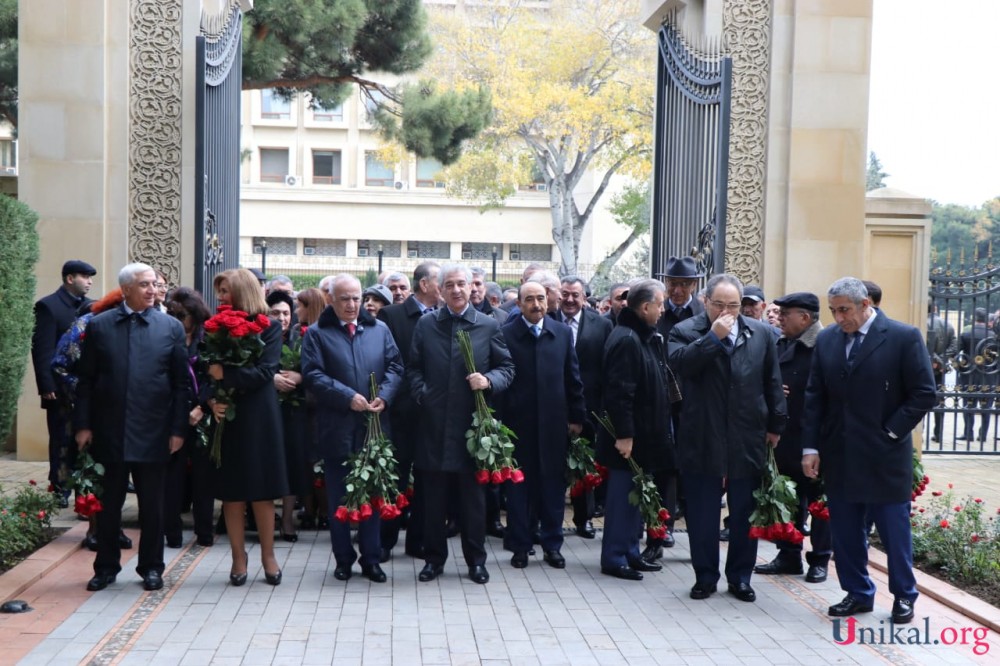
[16,0,200,460]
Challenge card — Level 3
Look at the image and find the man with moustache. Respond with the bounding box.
[382,272,411,305]
[377,261,441,561]
[802,277,935,624]
[668,274,787,602]
[74,263,188,592]
[409,265,515,584]
[501,281,585,568]
[556,276,613,539]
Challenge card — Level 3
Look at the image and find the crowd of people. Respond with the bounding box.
[31,257,935,625]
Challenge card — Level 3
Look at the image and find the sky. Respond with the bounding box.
[867,0,1000,207]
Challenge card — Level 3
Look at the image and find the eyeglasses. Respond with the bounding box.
[709,301,741,311]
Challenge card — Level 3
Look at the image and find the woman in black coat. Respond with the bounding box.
[209,269,288,585]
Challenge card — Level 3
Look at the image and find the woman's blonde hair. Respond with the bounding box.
[296,287,327,326]
[215,268,268,316]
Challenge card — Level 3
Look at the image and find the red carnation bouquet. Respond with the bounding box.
[198,305,272,467]
[456,330,524,485]
[566,434,605,498]
[749,446,804,544]
[70,450,104,518]
[912,449,929,500]
[808,496,830,521]
[334,375,406,524]
[593,411,670,540]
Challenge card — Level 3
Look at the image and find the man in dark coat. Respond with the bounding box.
[646,256,705,559]
[376,261,440,560]
[752,292,831,583]
[604,282,629,326]
[555,276,613,538]
[501,281,586,568]
[958,307,997,443]
[408,264,515,584]
[668,274,787,603]
[925,302,956,442]
[302,274,403,584]
[802,277,936,624]
[33,259,96,500]
[74,262,188,592]
[598,279,678,581]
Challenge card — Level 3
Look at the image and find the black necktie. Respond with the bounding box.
[846,331,862,368]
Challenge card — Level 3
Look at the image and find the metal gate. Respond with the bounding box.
[194,2,243,303]
[926,249,1000,454]
[650,19,732,278]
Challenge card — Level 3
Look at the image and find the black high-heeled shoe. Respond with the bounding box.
[230,550,248,586]
[281,532,298,543]
[264,569,282,586]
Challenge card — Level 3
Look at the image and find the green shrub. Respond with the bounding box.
[911,487,1000,584]
[0,195,40,443]
[0,481,60,571]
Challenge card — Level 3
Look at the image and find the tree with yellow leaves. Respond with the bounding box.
[424,0,655,278]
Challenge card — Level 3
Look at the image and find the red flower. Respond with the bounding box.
[971,533,980,543]
[380,504,400,520]
[359,503,373,520]
[217,304,232,311]
[510,469,525,484]
[749,526,765,539]
[954,505,962,512]
[300,325,309,337]
[313,478,325,489]
[491,470,504,485]
[395,493,409,509]
[405,486,414,498]
[256,314,271,328]
[918,507,925,513]
[932,491,943,496]
[372,497,384,510]
[940,519,950,528]
[569,482,583,498]
[334,506,349,523]
[595,463,609,478]
[228,322,251,338]
[348,509,361,523]
[975,498,983,504]
[28,479,36,486]
[498,467,510,481]
[246,321,263,335]
[47,483,54,492]
[948,483,953,489]
[475,469,490,485]
[204,319,220,333]
[658,508,670,522]
[37,510,46,520]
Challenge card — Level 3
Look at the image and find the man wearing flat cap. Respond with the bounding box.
[32,259,97,503]
[752,291,831,584]
[741,285,781,340]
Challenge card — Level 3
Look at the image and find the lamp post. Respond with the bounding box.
[491,246,498,282]
[377,244,384,274]
[260,239,267,275]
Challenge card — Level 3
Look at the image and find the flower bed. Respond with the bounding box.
[0,481,62,574]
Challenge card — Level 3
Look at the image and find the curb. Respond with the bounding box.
[869,547,1000,632]
[0,522,88,604]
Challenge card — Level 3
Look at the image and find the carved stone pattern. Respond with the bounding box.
[128,0,183,287]
[722,0,772,283]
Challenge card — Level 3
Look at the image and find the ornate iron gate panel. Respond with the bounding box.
[926,251,1000,454]
[194,2,243,303]
[650,20,732,279]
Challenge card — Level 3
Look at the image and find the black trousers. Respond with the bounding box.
[46,406,76,492]
[95,461,166,577]
[381,458,425,554]
[164,443,215,543]
[421,469,485,568]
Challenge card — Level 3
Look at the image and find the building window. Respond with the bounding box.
[358,240,402,258]
[260,148,289,183]
[519,163,548,192]
[252,236,297,255]
[365,152,395,187]
[312,101,343,122]
[303,238,346,256]
[509,243,552,262]
[312,150,342,185]
[406,241,450,259]
[415,157,445,188]
[460,243,494,260]
[261,89,291,120]
[0,139,15,174]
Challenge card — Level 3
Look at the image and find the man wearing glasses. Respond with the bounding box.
[668,274,787,603]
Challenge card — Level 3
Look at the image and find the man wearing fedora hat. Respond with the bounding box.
[33,259,97,504]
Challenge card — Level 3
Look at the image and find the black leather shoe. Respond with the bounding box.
[510,552,529,568]
[728,582,756,602]
[119,531,133,549]
[828,595,874,617]
[891,598,915,624]
[83,533,98,552]
[487,520,506,539]
[166,535,183,548]
[333,564,352,581]
[361,564,387,583]
[805,564,828,583]
[86,572,116,591]
[469,565,490,584]
[628,558,662,573]
[754,556,803,575]
[265,569,282,586]
[593,505,604,518]
[57,494,70,509]
[418,563,444,582]
[575,521,596,539]
[689,582,717,599]
[142,571,164,591]
[640,544,663,562]
[543,550,565,569]
[379,548,392,563]
[280,532,298,543]
[718,528,730,542]
[196,536,214,547]
[601,565,643,581]
[663,531,675,548]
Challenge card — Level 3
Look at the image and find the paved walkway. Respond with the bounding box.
[1,452,999,665]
